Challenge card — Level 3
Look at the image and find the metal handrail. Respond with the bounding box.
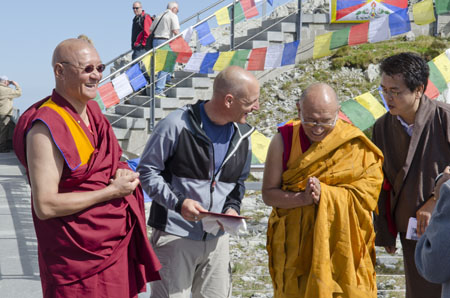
[100,1,239,84]
[104,0,229,68]
[102,0,300,132]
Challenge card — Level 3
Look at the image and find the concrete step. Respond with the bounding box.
[127,95,152,106]
[112,127,132,140]
[173,71,209,79]
[115,104,150,118]
[166,87,195,99]
[104,113,148,129]
[237,40,270,50]
[245,29,285,42]
[261,20,296,33]
[175,77,212,88]
[156,97,181,109]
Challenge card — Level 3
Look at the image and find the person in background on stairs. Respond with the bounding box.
[131,1,153,60]
[416,166,450,298]
[137,66,260,298]
[262,83,384,297]
[12,38,161,298]
[150,1,180,97]
[0,75,21,152]
[372,52,450,298]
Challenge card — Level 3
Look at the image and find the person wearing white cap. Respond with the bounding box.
[0,75,21,152]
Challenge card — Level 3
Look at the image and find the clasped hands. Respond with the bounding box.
[305,176,321,205]
[109,168,140,197]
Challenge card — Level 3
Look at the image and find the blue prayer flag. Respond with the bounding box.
[281,41,299,66]
[194,22,216,46]
[199,52,220,74]
[267,0,273,5]
[126,158,151,202]
[389,8,411,36]
[125,63,147,91]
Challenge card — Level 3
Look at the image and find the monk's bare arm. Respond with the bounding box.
[26,122,140,220]
[262,133,313,209]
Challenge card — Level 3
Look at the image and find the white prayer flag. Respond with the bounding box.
[264,44,284,69]
[111,73,133,99]
[184,52,207,73]
[368,15,390,43]
[182,26,194,44]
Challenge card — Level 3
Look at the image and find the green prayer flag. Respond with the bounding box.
[436,0,450,15]
[93,93,105,110]
[163,51,178,72]
[229,49,250,68]
[428,61,448,92]
[330,27,350,50]
[340,100,375,131]
[228,2,245,24]
[160,44,171,51]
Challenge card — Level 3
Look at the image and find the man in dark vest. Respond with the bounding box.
[131,1,153,60]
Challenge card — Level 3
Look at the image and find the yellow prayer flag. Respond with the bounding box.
[251,130,270,163]
[155,50,169,72]
[215,6,230,25]
[142,53,153,74]
[213,51,235,71]
[413,0,436,25]
[433,53,450,82]
[313,32,333,59]
[355,92,387,119]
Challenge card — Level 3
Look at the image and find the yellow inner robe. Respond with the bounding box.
[267,120,384,298]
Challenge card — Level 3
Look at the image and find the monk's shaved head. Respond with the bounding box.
[299,83,339,113]
[52,38,97,67]
[297,83,340,143]
[212,66,259,100]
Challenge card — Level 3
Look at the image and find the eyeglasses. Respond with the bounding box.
[300,113,338,129]
[60,62,106,73]
[379,86,407,99]
[133,7,140,10]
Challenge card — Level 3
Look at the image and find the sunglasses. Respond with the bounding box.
[60,62,106,73]
[133,7,140,10]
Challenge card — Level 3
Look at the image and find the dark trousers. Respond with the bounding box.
[0,115,13,152]
[400,232,442,298]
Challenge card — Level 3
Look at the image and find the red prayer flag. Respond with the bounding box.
[98,82,120,108]
[425,79,440,100]
[169,36,193,64]
[348,22,369,45]
[240,0,259,19]
[338,110,353,124]
[247,48,267,71]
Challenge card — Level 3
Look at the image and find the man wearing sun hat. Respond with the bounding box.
[0,75,21,152]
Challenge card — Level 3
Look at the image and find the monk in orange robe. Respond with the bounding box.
[262,83,384,298]
[13,38,160,298]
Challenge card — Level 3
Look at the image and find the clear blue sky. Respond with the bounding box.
[0,0,282,113]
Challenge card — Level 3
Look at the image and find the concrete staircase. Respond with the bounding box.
[104,12,301,157]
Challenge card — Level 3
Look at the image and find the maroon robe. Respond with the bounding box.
[13,90,160,297]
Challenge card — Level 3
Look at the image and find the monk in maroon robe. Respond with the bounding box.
[13,38,160,298]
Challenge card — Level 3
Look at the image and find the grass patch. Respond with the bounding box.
[330,35,450,69]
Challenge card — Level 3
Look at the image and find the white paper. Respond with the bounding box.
[184,52,207,73]
[201,216,247,236]
[264,44,284,70]
[406,217,419,241]
[111,73,133,99]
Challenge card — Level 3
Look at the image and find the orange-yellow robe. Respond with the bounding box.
[267,119,384,298]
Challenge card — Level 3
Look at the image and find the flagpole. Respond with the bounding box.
[231,0,235,50]
[434,1,439,36]
[296,0,302,41]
